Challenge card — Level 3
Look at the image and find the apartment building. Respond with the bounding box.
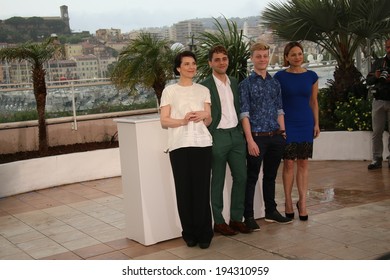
[64,44,83,59]
[96,28,123,42]
[172,20,205,47]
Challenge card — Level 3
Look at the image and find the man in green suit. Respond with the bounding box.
[201,45,251,235]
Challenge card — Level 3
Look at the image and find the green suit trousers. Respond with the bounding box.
[211,127,247,224]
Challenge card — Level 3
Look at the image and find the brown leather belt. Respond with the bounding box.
[251,130,285,137]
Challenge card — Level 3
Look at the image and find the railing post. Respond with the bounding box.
[71,81,78,131]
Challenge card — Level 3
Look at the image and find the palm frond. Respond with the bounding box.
[195,16,253,82]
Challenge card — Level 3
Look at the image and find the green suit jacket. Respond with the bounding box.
[200,75,242,134]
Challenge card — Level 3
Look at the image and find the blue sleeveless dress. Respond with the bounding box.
[274,69,318,159]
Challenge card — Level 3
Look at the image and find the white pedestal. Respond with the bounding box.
[115,114,264,246]
[223,167,264,220]
[115,114,181,246]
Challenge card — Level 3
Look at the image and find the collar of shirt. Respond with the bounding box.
[249,70,272,81]
[212,74,238,129]
[212,74,230,87]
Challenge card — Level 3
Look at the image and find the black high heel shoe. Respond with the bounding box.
[296,201,308,221]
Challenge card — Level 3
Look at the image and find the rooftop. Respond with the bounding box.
[0,160,389,261]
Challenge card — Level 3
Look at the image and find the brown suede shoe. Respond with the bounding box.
[229,220,252,234]
[214,223,238,235]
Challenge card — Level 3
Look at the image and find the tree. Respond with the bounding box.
[0,37,63,154]
[262,0,390,101]
[110,33,180,105]
[195,16,252,82]
[4,17,26,27]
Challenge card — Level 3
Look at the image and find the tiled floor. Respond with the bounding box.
[0,160,389,260]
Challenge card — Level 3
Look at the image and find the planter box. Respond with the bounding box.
[313,131,389,161]
[0,148,120,198]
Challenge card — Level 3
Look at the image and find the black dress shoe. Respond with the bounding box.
[185,240,197,247]
[285,212,295,219]
[296,201,308,221]
[265,210,293,224]
[229,220,252,234]
[198,242,210,249]
[368,159,382,170]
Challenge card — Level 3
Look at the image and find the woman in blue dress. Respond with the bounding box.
[274,42,320,221]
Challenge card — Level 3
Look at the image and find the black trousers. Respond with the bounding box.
[169,146,213,243]
[244,134,285,218]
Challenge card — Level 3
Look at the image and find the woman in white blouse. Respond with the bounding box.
[160,50,213,249]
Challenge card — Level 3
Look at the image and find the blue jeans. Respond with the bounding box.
[244,134,285,218]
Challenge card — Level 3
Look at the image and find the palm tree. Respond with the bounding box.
[262,0,390,101]
[0,37,63,154]
[195,16,253,82]
[110,33,180,105]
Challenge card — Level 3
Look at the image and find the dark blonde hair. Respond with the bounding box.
[283,41,304,67]
[250,42,270,56]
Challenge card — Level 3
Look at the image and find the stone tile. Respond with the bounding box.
[0,209,9,217]
[134,250,182,260]
[293,237,344,252]
[79,224,125,242]
[48,229,92,244]
[37,224,76,236]
[0,243,25,259]
[41,205,83,220]
[6,230,45,244]
[214,241,268,259]
[244,252,287,260]
[324,245,377,260]
[277,243,320,260]
[87,250,130,260]
[14,212,66,231]
[188,251,233,260]
[40,251,82,260]
[109,219,126,230]
[61,236,101,251]
[154,237,186,250]
[72,243,115,259]
[0,161,389,261]
[62,214,105,230]
[302,252,341,260]
[0,197,31,211]
[167,244,215,259]
[351,238,390,255]
[0,219,34,238]
[16,237,68,259]
[2,204,38,215]
[105,238,138,250]
[0,251,34,260]
[121,243,163,258]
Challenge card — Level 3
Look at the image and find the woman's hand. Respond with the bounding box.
[313,125,320,138]
[189,111,209,123]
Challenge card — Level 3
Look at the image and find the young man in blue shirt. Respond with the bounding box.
[239,42,292,230]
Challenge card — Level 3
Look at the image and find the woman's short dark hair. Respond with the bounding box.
[283,41,304,67]
[174,51,197,76]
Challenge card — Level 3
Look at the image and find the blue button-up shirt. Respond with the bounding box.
[239,71,284,132]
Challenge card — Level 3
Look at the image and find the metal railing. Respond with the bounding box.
[0,78,157,128]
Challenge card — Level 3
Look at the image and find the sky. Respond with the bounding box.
[0,0,284,33]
